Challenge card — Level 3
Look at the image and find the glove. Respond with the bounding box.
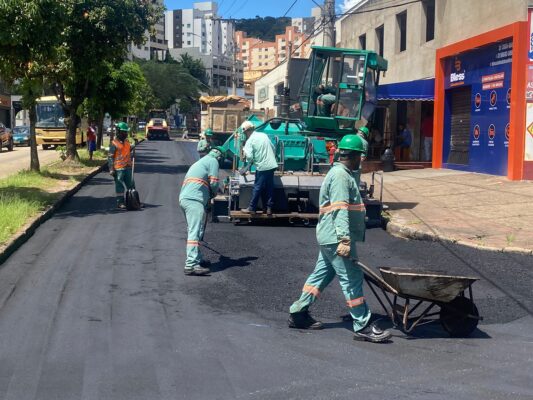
[336,239,351,258]
[239,166,248,176]
[109,169,116,177]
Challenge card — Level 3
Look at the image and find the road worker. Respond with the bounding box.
[288,134,391,343]
[239,120,278,216]
[197,128,213,156]
[108,122,135,210]
[353,126,369,186]
[179,146,225,276]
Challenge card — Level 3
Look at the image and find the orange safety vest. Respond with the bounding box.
[112,139,132,169]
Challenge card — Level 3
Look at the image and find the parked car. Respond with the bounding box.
[0,122,13,152]
[12,126,30,146]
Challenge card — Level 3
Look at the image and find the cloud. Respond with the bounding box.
[339,0,365,13]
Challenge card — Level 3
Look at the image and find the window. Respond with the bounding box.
[259,55,262,59]
[396,11,407,52]
[187,41,191,45]
[375,25,384,57]
[423,0,435,42]
[187,24,191,28]
[359,34,366,50]
[281,46,286,50]
[259,62,262,66]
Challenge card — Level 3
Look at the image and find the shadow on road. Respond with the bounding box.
[206,252,259,273]
[385,201,419,211]
[55,195,161,219]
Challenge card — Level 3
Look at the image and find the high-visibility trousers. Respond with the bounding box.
[289,244,371,332]
[114,168,134,204]
[179,198,206,269]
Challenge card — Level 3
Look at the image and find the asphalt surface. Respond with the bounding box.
[0,145,60,179]
[0,140,532,400]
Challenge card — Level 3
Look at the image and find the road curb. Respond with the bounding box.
[0,163,107,267]
[386,218,533,256]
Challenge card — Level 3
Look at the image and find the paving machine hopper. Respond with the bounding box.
[213,46,388,226]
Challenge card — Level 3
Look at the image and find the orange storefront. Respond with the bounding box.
[433,20,533,180]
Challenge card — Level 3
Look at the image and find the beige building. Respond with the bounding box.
[337,0,530,161]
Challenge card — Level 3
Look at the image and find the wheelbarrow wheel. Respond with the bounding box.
[440,296,479,337]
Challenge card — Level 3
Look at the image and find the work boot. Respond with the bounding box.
[353,322,392,343]
[266,207,273,216]
[117,203,126,210]
[288,311,323,330]
[241,207,256,214]
[193,265,210,276]
[184,267,195,276]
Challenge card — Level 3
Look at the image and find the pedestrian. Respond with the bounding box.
[197,128,213,156]
[421,112,434,161]
[87,122,97,161]
[179,146,225,276]
[316,86,337,117]
[395,123,412,161]
[108,122,135,210]
[239,120,278,216]
[288,134,392,343]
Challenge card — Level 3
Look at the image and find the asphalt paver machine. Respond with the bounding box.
[214,46,388,226]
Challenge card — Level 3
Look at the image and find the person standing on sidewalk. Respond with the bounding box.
[179,147,224,276]
[108,122,135,210]
[87,122,97,161]
[240,121,278,216]
[288,134,391,343]
[421,112,434,161]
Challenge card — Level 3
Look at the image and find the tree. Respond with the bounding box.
[86,61,154,148]
[138,60,201,110]
[235,16,291,41]
[0,0,66,172]
[50,0,160,161]
[177,54,209,86]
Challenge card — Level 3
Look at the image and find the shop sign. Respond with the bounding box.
[526,104,533,161]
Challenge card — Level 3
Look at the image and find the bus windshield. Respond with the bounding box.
[36,102,65,128]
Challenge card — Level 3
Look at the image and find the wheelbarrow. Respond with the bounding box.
[357,262,482,337]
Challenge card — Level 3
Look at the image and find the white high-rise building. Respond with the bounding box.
[165,2,234,57]
[130,0,167,60]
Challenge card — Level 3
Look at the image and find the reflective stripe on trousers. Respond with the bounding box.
[289,243,371,332]
[179,198,206,268]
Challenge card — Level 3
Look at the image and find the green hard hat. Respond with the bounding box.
[205,128,213,136]
[358,126,370,138]
[115,122,130,132]
[338,134,365,153]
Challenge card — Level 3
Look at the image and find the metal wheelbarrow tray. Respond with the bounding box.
[358,262,483,337]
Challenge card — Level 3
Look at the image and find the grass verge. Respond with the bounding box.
[0,149,106,246]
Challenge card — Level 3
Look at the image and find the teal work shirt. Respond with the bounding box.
[179,153,220,206]
[317,93,336,116]
[243,131,278,172]
[316,163,366,250]
[197,138,210,153]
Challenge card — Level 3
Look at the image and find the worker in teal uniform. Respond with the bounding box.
[316,87,337,117]
[353,126,369,186]
[197,128,213,156]
[108,122,135,209]
[288,134,391,343]
[239,120,278,215]
[179,147,225,276]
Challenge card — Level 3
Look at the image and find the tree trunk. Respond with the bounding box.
[28,103,40,172]
[66,105,79,161]
[96,107,104,150]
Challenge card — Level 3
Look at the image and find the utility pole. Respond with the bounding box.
[232,31,237,95]
[280,42,292,118]
[323,0,335,48]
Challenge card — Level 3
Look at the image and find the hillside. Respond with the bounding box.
[235,16,291,42]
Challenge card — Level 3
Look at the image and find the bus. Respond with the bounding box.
[35,96,87,150]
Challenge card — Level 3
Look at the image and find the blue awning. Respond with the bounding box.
[377,78,435,101]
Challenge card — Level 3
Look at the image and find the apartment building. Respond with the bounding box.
[130,0,167,60]
[338,0,533,180]
[165,2,234,57]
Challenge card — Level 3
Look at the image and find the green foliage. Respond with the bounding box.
[137,60,201,110]
[177,53,209,86]
[235,16,291,41]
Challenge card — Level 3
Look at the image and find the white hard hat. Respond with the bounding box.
[240,121,255,132]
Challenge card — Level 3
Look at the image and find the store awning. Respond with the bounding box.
[377,78,435,101]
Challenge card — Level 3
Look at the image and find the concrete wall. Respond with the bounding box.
[338,0,528,84]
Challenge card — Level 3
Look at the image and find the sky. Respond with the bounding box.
[163,0,359,19]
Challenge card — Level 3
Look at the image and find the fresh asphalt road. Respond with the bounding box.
[0,140,532,400]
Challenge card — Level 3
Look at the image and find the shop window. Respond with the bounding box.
[359,34,366,50]
[423,0,435,42]
[396,11,407,53]
[375,25,384,57]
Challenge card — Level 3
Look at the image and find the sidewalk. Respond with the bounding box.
[369,168,533,255]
